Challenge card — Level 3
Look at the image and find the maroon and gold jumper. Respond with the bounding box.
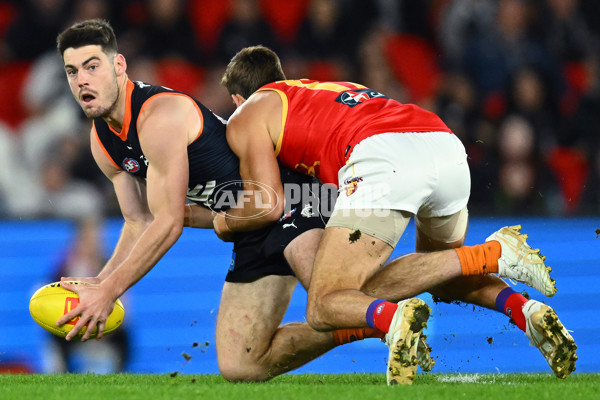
[257,79,452,185]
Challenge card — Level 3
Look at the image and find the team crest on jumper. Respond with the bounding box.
[335,89,388,107]
[344,176,363,196]
[122,157,140,173]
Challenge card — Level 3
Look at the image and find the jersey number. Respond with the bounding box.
[187,181,216,204]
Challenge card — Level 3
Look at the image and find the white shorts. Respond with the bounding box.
[333,131,470,218]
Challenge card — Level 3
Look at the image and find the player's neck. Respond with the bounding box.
[104,75,130,132]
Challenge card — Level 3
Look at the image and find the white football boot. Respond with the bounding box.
[523,300,577,378]
[385,298,431,385]
[416,334,435,372]
[486,225,557,296]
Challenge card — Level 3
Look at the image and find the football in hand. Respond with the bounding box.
[29,281,125,339]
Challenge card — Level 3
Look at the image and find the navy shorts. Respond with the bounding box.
[225,169,334,283]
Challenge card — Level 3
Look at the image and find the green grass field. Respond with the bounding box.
[1,373,598,400]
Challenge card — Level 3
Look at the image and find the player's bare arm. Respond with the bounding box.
[93,128,153,282]
[215,91,284,236]
[184,204,217,229]
[56,127,153,339]
[57,95,198,340]
[59,130,152,287]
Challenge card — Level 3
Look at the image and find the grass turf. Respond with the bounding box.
[1,373,598,400]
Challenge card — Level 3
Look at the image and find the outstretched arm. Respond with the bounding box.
[96,175,153,282]
[57,95,198,340]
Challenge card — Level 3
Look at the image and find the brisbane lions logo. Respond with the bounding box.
[343,176,363,196]
[335,89,388,107]
[122,157,140,173]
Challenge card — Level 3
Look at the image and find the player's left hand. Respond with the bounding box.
[60,276,101,285]
[213,211,234,242]
[55,278,116,341]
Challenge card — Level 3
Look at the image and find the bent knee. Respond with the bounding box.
[306,299,333,332]
[219,361,272,382]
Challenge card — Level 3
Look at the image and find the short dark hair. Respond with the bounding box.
[57,19,118,57]
[221,46,286,99]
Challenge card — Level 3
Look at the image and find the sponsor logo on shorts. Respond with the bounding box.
[282,182,334,225]
[278,207,297,222]
[282,221,297,229]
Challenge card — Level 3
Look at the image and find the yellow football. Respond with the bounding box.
[29,281,125,339]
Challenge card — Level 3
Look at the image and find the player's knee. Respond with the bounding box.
[219,360,271,382]
[306,296,331,332]
[218,346,276,382]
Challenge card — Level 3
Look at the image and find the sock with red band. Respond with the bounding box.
[366,299,398,333]
[495,287,528,332]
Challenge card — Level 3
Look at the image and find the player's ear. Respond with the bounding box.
[232,94,246,108]
[114,53,127,76]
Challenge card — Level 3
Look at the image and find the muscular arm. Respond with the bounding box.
[96,174,152,282]
[88,129,153,283]
[184,204,216,229]
[58,95,199,340]
[100,95,193,298]
[220,91,284,232]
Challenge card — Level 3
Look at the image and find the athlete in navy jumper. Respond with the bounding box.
[54,19,386,383]
[93,79,323,282]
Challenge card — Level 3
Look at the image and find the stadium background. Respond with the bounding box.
[0,0,599,375]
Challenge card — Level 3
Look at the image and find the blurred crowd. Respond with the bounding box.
[0,0,599,221]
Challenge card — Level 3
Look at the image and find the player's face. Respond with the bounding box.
[63,45,119,119]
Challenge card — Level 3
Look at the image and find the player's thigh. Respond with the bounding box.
[216,275,297,369]
[283,228,323,290]
[413,133,470,252]
[415,207,469,251]
[309,209,409,298]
